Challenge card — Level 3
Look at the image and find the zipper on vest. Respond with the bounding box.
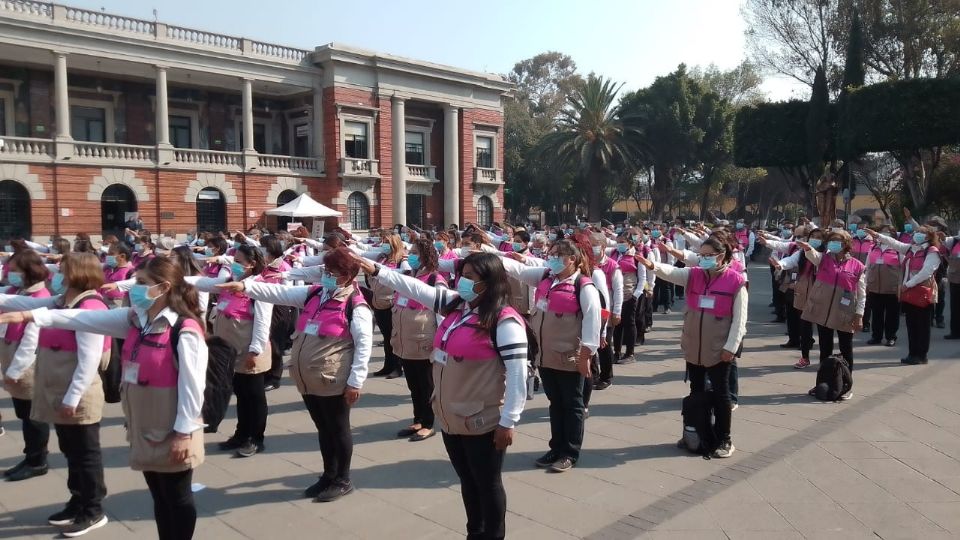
[823,261,840,325]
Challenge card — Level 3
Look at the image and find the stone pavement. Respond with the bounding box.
[1,264,959,539]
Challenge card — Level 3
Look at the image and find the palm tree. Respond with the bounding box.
[536,75,639,221]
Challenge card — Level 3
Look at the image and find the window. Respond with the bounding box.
[292,122,310,157]
[406,194,425,228]
[0,180,30,239]
[405,131,424,165]
[170,115,192,149]
[475,136,494,168]
[275,189,299,231]
[344,121,368,159]
[477,196,493,228]
[196,188,226,233]
[71,106,106,142]
[348,192,370,230]
[101,184,137,236]
[0,97,6,136]
[239,123,268,153]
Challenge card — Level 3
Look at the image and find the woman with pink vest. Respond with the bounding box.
[591,233,622,390]
[0,252,110,537]
[1,250,52,482]
[361,233,410,379]
[610,232,644,363]
[798,230,866,397]
[637,236,747,459]
[773,227,825,369]
[219,247,372,503]
[0,257,208,539]
[863,224,903,347]
[102,242,135,308]
[359,251,528,539]
[868,225,942,365]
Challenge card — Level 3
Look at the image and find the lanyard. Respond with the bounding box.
[440,307,478,346]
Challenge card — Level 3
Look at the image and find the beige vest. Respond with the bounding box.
[122,384,204,472]
[432,355,504,436]
[793,270,815,311]
[508,277,532,316]
[530,309,582,372]
[680,309,735,368]
[213,312,271,374]
[0,340,33,400]
[866,262,901,295]
[288,284,359,397]
[801,280,858,333]
[391,306,436,361]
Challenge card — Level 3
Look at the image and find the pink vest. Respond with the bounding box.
[815,255,864,293]
[203,262,224,279]
[868,246,900,267]
[904,246,936,273]
[611,251,637,275]
[395,272,446,311]
[735,229,750,248]
[951,241,960,258]
[38,296,112,352]
[686,267,745,318]
[440,250,459,262]
[434,306,523,361]
[260,260,291,284]
[851,238,874,254]
[534,273,591,315]
[218,287,255,321]
[729,257,746,274]
[597,257,618,291]
[4,286,51,343]
[898,232,913,244]
[121,317,203,388]
[498,241,514,253]
[131,252,155,268]
[295,285,367,337]
[103,265,134,301]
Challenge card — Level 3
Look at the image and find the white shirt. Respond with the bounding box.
[875,235,942,288]
[596,257,624,317]
[242,281,373,390]
[187,275,272,355]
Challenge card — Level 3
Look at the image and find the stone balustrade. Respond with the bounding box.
[405,164,437,181]
[340,157,380,177]
[0,136,54,162]
[474,167,503,184]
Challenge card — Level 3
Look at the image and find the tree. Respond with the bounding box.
[690,61,765,106]
[857,153,902,219]
[536,74,638,221]
[837,9,867,217]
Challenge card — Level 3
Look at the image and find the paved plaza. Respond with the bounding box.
[1,265,959,540]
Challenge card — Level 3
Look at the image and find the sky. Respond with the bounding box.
[66,0,808,101]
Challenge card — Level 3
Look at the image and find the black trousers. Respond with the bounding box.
[597,326,614,383]
[401,359,434,429]
[799,318,815,360]
[903,303,933,358]
[817,325,854,372]
[951,283,960,336]
[869,292,900,341]
[687,361,732,442]
[674,259,686,299]
[613,297,637,357]
[143,469,196,540]
[12,398,49,466]
[374,307,401,372]
[583,355,599,407]
[302,394,353,482]
[540,367,585,461]
[54,423,106,518]
[233,372,267,443]
[934,280,947,324]
[635,292,653,339]
[784,290,800,344]
[653,280,671,311]
[862,293,873,329]
[442,430,506,540]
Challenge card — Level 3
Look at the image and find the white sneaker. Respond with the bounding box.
[730,402,739,411]
[840,391,853,401]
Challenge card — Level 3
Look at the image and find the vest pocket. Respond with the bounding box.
[447,401,489,433]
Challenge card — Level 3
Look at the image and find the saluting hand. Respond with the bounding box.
[505,251,526,263]
[863,228,879,239]
[795,240,812,252]
[355,255,377,275]
[0,312,30,325]
[768,257,782,271]
[635,255,654,270]
[216,281,245,293]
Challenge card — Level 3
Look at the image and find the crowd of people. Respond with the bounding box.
[0,210,954,539]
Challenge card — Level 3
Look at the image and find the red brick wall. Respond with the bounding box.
[460,108,505,224]
[375,94,391,229]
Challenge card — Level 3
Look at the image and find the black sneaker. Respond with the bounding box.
[549,456,575,473]
[884,339,896,347]
[4,459,27,477]
[866,338,882,345]
[264,383,279,392]
[593,380,612,391]
[902,356,928,365]
[945,334,960,340]
[385,369,404,380]
[314,480,354,503]
[6,462,48,482]
[61,514,108,537]
[534,451,559,468]
[235,439,264,458]
[304,476,332,499]
[713,440,735,458]
[48,507,81,526]
[218,435,243,451]
[779,341,800,348]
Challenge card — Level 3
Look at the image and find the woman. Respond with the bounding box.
[0,257,207,539]
[390,238,447,441]
[863,225,903,347]
[499,240,601,473]
[364,233,409,379]
[868,225,942,364]
[0,252,110,536]
[102,242,135,309]
[589,233,622,390]
[170,246,208,320]
[636,236,746,458]
[359,251,527,538]
[610,233,643,363]
[218,247,371,502]
[132,235,157,268]
[774,227,824,369]
[798,230,866,396]
[259,235,295,392]
[1,250,51,482]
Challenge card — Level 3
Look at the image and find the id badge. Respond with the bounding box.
[535,298,548,312]
[791,273,798,281]
[304,321,320,336]
[840,290,852,306]
[216,300,230,312]
[122,363,140,384]
[698,295,717,310]
[396,296,409,308]
[431,349,448,365]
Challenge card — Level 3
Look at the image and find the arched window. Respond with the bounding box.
[0,180,30,239]
[275,189,299,231]
[477,196,493,228]
[101,184,137,236]
[196,187,226,233]
[348,192,370,230]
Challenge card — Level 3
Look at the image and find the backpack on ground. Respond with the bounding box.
[813,355,852,402]
[678,391,719,456]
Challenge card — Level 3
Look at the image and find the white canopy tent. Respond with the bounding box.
[265,193,341,218]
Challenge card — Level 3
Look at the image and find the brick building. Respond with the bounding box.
[0,2,511,242]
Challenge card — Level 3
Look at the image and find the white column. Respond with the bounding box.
[155,66,170,146]
[311,85,324,158]
[53,52,70,140]
[241,78,255,152]
[443,105,460,227]
[391,96,407,225]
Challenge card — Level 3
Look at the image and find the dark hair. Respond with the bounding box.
[260,235,284,259]
[449,252,511,330]
[234,244,266,276]
[171,245,203,277]
[324,247,360,281]
[110,241,132,261]
[412,238,438,273]
[51,237,71,255]
[550,239,589,276]
[207,236,228,255]
[139,256,202,327]
[8,250,49,288]
[700,236,732,266]
[323,233,345,250]
[514,230,531,243]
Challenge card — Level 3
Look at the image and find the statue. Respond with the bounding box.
[815,172,838,226]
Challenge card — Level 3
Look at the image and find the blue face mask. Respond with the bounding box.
[592,246,602,256]
[3,244,12,253]
[848,224,858,232]
[546,256,567,275]
[809,238,823,249]
[827,241,843,254]
[400,233,410,243]
[913,233,928,245]
[231,262,248,279]
[434,241,446,251]
[457,276,480,302]
[196,239,206,247]
[407,254,421,270]
[904,223,914,233]
[512,242,525,252]
[736,223,745,230]
[855,229,867,239]
[232,241,242,249]
[51,273,66,295]
[204,247,215,257]
[615,227,623,234]
[134,243,144,253]
[129,283,161,311]
[651,230,662,239]
[321,273,339,291]
[617,243,628,253]
[548,233,558,242]
[380,244,392,255]
[7,271,23,288]
[698,255,718,270]
[105,255,118,268]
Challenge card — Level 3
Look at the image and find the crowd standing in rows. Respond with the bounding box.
[0,209,955,539]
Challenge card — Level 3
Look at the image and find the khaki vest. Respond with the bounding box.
[508,277,532,315]
[866,263,901,295]
[289,285,359,397]
[530,309,582,372]
[793,270,815,311]
[122,384,204,472]
[432,356,504,436]
[801,279,858,333]
[0,339,33,400]
[391,307,436,360]
[213,313,271,374]
[680,309,735,368]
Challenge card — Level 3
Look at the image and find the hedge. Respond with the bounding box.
[733,101,837,168]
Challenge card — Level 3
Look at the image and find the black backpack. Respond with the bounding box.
[678,391,719,457]
[170,319,237,433]
[814,355,853,402]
